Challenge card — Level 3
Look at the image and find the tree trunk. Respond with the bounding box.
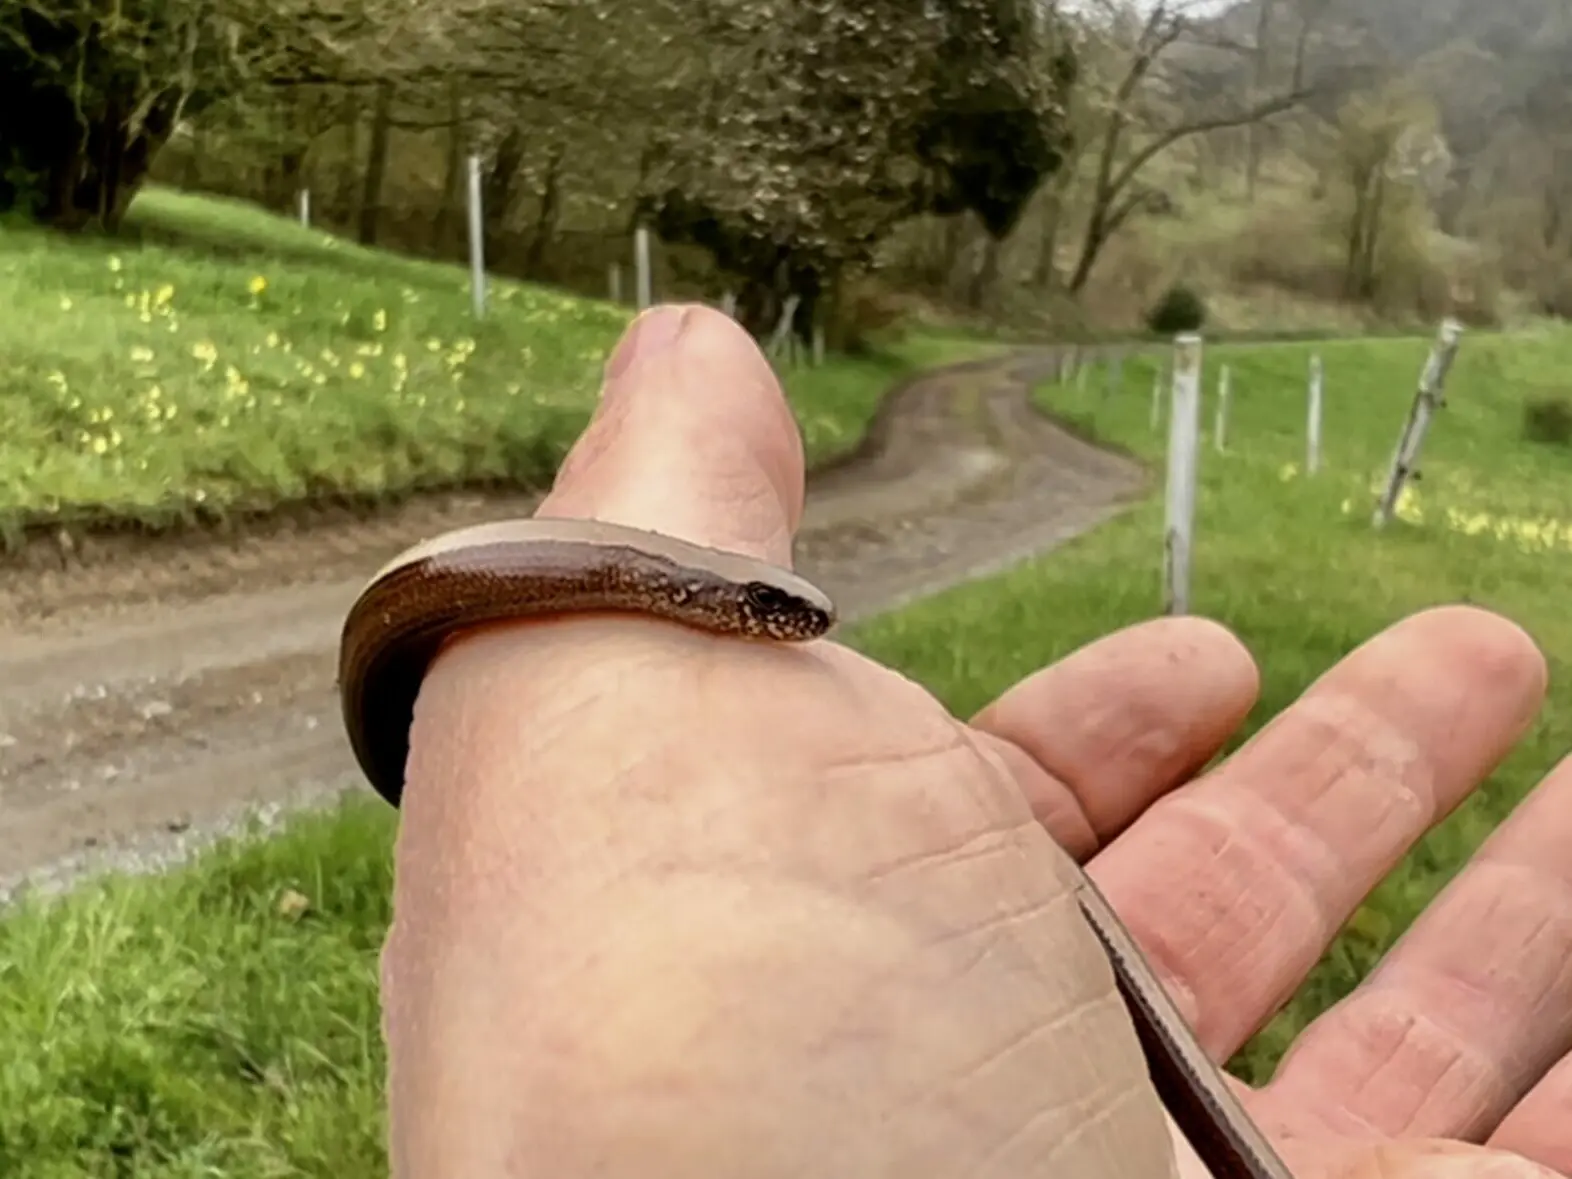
[482,125,527,266]
[522,146,565,278]
[967,233,1001,309]
[941,214,968,294]
[1067,204,1111,294]
[335,91,361,221]
[357,81,394,246]
[1343,177,1367,296]
[1358,173,1386,297]
[1032,178,1066,287]
[431,81,466,252]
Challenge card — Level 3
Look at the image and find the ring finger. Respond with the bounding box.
[1260,753,1572,1150]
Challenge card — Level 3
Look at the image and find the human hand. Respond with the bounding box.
[376,304,1570,1179]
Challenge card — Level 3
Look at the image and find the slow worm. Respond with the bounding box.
[338,517,1293,1179]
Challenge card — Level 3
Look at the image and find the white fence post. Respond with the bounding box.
[608,264,622,304]
[1373,319,1464,527]
[296,188,310,227]
[634,226,652,311]
[1306,352,1324,473]
[720,290,737,318]
[1164,334,1203,615]
[465,153,486,319]
[1214,364,1230,452]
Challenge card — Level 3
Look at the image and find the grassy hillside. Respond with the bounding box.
[2,327,1568,1174]
[0,187,983,548]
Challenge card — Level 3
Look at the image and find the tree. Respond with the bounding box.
[1326,82,1446,300]
[0,0,447,230]
[638,0,1073,337]
[1053,0,1312,295]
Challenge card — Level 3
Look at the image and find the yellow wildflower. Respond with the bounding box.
[248,276,268,295]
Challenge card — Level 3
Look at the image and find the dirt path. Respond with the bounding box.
[0,346,1148,895]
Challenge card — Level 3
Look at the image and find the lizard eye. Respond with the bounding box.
[744,581,793,614]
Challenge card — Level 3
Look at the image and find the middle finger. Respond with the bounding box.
[1088,606,1546,1063]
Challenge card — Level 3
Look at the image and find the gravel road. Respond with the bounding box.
[0,346,1148,895]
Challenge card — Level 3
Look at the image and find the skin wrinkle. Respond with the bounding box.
[699,443,802,557]
[883,943,1168,1179]
[1230,690,1434,851]
[816,722,974,785]
[1283,998,1505,1142]
[903,975,1120,1123]
[1350,1007,1507,1138]
[856,821,1026,890]
[1359,874,1572,1083]
[975,731,1101,859]
[962,1072,1164,1179]
[1118,688,1475,1048]
[917,880,1072,968]
[1165,788,1339,946]
[1474,863,1572,1012]
[1113,793,1322,1048]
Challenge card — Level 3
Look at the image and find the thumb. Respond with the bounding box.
[539,303,808,567]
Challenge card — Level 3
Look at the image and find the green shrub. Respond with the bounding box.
[1144,282,1207,335]
[1523,396,1572,447]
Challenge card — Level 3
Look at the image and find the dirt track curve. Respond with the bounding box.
[0,346,1148,896]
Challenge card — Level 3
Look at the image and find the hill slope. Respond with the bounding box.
[0,187,969,547]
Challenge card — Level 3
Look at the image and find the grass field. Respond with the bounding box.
[0,187,982,547]
[3,271,1570,1168]
[895,325,1572,1073]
